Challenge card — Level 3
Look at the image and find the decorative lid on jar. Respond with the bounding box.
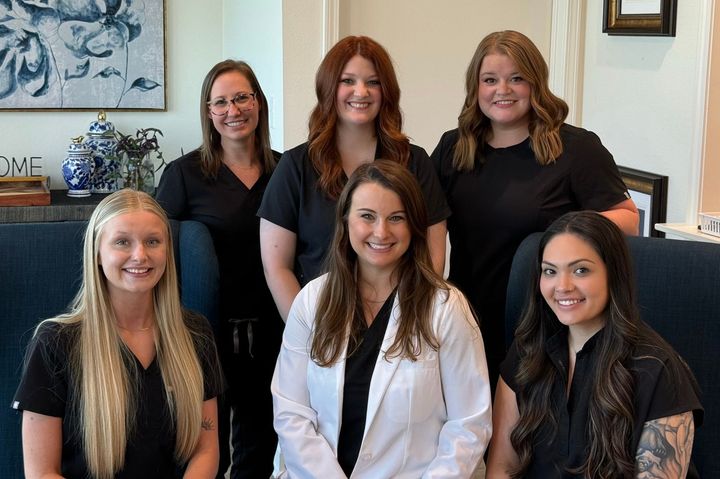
[68,136,91,154]
[87,110,115,137]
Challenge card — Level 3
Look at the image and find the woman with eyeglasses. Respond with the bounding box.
[431,31,639,389]
[258,36,450,322]
[156,59,283,479]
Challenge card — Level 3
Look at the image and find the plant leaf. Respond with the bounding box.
[128,77,161,92]
[93,66,122,79]
[0,53,16,99]
[64,59,90,80]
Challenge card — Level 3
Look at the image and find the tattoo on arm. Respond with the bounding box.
[635,411,695,479]
[201,417,215,431]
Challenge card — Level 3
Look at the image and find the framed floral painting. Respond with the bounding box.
[0,0,166,110]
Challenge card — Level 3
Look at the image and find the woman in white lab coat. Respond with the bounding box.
[271,160,492,478]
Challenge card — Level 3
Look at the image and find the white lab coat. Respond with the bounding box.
[271,275,492,478]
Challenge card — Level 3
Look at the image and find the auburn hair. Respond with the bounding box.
[308,36,410,199]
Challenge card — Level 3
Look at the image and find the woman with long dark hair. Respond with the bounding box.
[259,35,449,321]
[432,30,639,387]
[487,211,702,478]
[272,160,491,478]
[156,60,282,478]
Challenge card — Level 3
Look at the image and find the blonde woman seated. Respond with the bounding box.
[13,189,224,479]
[272,160,492,478]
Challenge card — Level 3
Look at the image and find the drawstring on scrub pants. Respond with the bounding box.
[229,317,259,358]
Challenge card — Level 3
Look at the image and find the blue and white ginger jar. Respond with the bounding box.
[62,137,95,198]
[85,110,119,193]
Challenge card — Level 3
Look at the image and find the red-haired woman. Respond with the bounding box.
[259,36,450,321]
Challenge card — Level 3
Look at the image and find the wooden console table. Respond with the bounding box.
[0,190,109,223]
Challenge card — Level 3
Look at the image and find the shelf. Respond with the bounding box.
[0,190,109,223]
[654,223,720,244]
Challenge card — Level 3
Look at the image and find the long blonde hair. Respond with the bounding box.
[41,189,206,478]
[454,30,568,171]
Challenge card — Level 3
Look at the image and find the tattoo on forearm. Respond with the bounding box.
[201,418,215,431]
[635,411,695,479]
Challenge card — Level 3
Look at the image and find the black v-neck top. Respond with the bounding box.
[12,312,224,478]
[501,328,703,478]
[156,149,282,333]
[337,292,395,476]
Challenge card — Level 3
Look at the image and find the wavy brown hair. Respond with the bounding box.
[308,36,410,199]
[510,211,694,478]
[198,59,276,178]
[454,30,568,171]
[310,160,445,366]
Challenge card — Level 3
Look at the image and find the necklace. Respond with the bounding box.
[116,323,153,332]
[362,297,387,304]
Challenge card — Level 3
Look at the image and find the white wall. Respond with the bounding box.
[580,0,711,223]
[339,0,553,152]
[0,2,224,188]
[224,0,285,151]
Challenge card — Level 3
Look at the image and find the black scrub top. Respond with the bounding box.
[12,313,224,479]
[501,327,703,478]
[432,124,630,383]
[156,149,283,355]
[258,142,450,286]
[337,292,395,476]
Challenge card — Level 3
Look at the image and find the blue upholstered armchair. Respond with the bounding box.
[506,233,720,477]
[0,219,219,478]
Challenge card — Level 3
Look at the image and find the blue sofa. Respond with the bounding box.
[506,234,720,477]
[0,219,219,478]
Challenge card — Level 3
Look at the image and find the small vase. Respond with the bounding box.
[61,138,95,198]
[120,154,156,195]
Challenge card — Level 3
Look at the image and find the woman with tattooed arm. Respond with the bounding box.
[487,211,702,479]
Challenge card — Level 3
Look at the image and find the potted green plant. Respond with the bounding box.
[110,128,166,195]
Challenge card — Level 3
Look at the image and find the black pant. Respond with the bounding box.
[216,316,282,479]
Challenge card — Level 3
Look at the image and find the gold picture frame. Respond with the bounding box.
[603,0,677,36]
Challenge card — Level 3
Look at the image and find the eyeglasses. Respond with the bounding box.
[207,92,256,115]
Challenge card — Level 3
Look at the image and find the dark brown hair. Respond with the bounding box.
[510,211,694,478]
[310,160,445,366]
[308,36,410,199]
[198,60,276,178]
[454,30,568,171]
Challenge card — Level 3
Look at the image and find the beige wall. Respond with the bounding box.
[277,0,553,153]
[282,0,325,147]
[338,0,553,153]
[700,0,720,213]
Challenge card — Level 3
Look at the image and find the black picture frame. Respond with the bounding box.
[603,0,677,37]
[618,166,668,237]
